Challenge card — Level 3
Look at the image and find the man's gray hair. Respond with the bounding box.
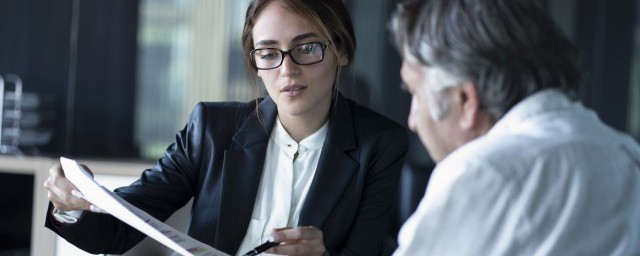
[391,0,584,121]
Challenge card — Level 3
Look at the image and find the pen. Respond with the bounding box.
[242,241,280,256]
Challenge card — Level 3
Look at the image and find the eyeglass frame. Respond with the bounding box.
[250,42,329,70]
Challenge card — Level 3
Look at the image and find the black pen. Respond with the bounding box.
[242,241,280,256]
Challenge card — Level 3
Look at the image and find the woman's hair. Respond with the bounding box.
[391,0,584,120]
[241,0,356,94]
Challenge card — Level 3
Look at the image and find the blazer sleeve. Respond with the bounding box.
[44,102,229,254]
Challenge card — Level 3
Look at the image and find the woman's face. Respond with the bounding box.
[252,0,346,120]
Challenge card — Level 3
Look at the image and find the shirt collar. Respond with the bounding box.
[272,118,328,152]
[488,89,576,136]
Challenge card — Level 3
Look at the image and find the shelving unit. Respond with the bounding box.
[0,74,23,155]
[0,74,54,156]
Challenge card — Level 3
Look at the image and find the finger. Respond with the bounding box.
[70,190,97,212]
[266,240,326,256]
[43,177,51,189]
[49,163,64,178]
[71,190,85,200]
[89,204,106,213]
[271,226,323,242]
[45,162,95,212]
[47,163,74,191]
[51,189,92,211]
[269,227,292,242]
[78,164,95,177]
[270,226,293,239]
[50,195,92,211]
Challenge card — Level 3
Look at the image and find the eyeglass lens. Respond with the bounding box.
[252,42,325,70]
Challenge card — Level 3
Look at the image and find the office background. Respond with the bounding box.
[0,0,637,161]
[0,0,637,255]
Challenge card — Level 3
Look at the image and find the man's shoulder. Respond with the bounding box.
[439,134,539,180]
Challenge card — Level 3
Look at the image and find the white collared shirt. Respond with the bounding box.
[237,118,328,255]
[394,89,640,255]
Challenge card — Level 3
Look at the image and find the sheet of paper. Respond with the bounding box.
[60,157,230,256]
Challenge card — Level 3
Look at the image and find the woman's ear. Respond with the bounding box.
[335,49,348,66]
[339,54,348,66]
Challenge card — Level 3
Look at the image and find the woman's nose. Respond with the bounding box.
[280,54,300,76]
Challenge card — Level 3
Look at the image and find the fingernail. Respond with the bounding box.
[90,205,102,213]
[71,190,84,199]
[269,233,280,242]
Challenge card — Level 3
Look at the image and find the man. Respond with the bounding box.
[390,0,640,255]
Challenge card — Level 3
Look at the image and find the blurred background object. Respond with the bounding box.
[0,0,635,161]
[1,74,54,156]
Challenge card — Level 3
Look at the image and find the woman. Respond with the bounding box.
[44,0,408,255]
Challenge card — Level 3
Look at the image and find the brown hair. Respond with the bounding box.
[241,0,356,95]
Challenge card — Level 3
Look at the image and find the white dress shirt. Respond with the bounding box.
[395,89,640,255]
[237,118,327,255]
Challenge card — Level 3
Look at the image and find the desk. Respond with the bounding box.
[0,156,158,256]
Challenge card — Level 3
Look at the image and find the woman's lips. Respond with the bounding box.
[281,84,307,97]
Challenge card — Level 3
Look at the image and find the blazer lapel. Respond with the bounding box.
[213,97,278,254]
[299,94,359,228]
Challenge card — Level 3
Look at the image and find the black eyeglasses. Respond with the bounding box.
[250,42,328,70]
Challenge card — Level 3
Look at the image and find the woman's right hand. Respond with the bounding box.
[44,162,96,212]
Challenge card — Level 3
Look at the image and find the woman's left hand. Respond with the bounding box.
[266,226,326,256]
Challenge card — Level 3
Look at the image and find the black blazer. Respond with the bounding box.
[46,93,408,255]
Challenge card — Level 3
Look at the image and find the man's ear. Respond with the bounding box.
[457,82,481,130]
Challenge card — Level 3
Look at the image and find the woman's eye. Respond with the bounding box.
[298,44,315,54]
[259,52,278,59]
